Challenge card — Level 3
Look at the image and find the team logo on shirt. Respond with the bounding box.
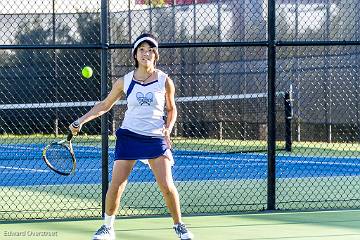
[136,92,154,105]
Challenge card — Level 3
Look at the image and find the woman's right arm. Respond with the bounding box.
[70,78,124,134]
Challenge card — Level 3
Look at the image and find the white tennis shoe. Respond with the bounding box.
[92,225,115,240]
[173,223,194,240]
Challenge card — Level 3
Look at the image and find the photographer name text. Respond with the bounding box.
[4,230,58,237]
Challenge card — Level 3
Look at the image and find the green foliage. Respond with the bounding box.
[13,16,52,65]
[14,16,50,44]
[76,13,100,44]
[10,13,102,104]
[145,0,166,8]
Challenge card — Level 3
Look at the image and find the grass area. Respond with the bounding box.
[173,138,360,156]
[1,177,360,221]
[0,185,102,220]
[0,134,106,146]
[288,141,360,157]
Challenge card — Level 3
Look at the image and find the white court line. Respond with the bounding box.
[278,159,360,167]
[276,153,360,160]
[76,168,101,172]
[0,145,101,154]
[177,155,360,167]
[0,165,102,174]
[0,166,49,173]
[178,151,360,160]
[0,145,40,150]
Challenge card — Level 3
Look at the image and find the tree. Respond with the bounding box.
[13,16,52,65]
[9,12,102,134]
[153,7,176,64]
[76,13,101,44]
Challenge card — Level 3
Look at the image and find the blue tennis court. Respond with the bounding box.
[0,143,360,187]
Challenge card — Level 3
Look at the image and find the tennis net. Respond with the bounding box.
[0,91,291,154]
[172,92,291,154]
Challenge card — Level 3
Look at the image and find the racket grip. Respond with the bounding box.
[67,131,73,141]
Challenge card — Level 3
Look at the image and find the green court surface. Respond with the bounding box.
[0,210,359,240]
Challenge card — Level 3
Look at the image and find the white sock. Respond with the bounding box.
[104,214,115,228]
[174,222,184,227]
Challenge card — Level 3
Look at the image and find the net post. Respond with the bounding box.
[100,0,109,218]
[284,92,292,151]
[174,122,178,137]
[219,121,223,140]
[54,118,59,137]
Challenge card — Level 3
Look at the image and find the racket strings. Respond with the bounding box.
[45,144,74,173]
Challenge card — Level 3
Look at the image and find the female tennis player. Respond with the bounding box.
[69,33,194,240]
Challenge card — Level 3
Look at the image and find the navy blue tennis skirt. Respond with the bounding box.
[114,128,168,160]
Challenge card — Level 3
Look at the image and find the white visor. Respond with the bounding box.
[132,37,158,54]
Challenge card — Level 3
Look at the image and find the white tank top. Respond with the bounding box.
[121,69,167,137]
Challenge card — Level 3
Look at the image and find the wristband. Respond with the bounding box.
[72,120,80,129]
[163,128,170,135]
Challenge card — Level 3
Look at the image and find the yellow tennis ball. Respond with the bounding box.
[82,66,93,78]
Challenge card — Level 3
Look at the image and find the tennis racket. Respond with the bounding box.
[42,132,76,176]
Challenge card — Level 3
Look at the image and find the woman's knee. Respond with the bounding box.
[158,180,176,195]
[108,180,127,196]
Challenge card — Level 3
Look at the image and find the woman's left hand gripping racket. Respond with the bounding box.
[42,131,76,176]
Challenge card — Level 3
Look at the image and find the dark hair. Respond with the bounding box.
[133,33,159,68]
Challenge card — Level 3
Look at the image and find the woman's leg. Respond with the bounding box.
[149,156,194,239]
[106,160,136,215]
[148,155,181,224]
[93,160,136,240]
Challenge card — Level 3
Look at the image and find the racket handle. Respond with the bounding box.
[67,131,73,141]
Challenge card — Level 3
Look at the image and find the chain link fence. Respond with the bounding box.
[276,0,360,210]
[0,0,359,221]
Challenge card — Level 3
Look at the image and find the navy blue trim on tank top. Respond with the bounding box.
[126,79,159,98]
[136,79,158,86]
[126,80,136,99]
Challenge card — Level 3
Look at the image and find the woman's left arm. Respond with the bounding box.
[164,76,177,146]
